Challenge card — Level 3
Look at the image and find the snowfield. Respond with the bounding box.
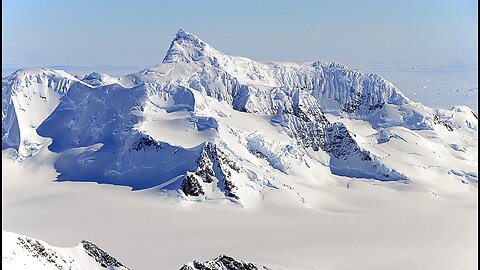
[2,29,478,269]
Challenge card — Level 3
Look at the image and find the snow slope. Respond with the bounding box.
[2,231,132,270]
[2,68,88,159]
[2,156,477,269]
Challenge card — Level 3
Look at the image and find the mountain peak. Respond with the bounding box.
[174,29,203,43]
[162,29,224,64]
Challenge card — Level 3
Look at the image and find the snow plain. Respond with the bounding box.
[3,159,478,270]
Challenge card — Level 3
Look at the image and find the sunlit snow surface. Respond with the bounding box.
[2,30,478,270]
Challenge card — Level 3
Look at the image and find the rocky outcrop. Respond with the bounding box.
[82,240,132,269]
[16,236,74,270]
[323,123,369,160]
[131,135,165,151]
[184,142,241,199]
[180,255,270,270]
[181,173,205,196]
[3,231,132,270]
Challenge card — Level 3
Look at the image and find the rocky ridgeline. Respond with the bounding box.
[7,232,132,270]
[182,142,240,199]
[6,231,272,270]
[16,236,74,270]
[82,240,133,269]
[180,255,270,270]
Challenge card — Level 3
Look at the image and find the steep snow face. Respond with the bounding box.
[2,29,477,205]
[33,82,261,203]
[2,231,132,270]
[2,68,85,158]
[35,83,199,190]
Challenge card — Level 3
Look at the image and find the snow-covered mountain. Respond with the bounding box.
[3,231,271,270]
[2,231,132,270]
[180,255,270,270]
[2,29,477,206]
[2,68,86,158]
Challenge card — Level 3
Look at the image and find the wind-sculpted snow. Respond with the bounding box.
[37,83,146,152]
[2,68,85,158]
[34,81,240,196]
[2,29,477,205]
[190,116,219,131]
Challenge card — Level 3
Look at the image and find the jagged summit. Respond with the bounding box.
[180,255,270,270]
[163,28,226,64]
[174,29,204,45]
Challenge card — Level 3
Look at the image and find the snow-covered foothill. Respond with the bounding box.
[2,231,132,270]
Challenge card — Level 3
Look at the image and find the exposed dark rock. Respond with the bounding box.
[179,255,269,270]
[17,237,73,270]
[188,142,240,199]
[195,143,217,183]
[181,174,205,196]
[82,240,132,269]
[323,123,367,160]
[131,135,164,151]
[433,114,454,131]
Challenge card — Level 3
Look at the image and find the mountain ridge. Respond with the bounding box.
[2,29,477,206]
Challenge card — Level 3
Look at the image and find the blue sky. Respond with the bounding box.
[2,0,478,70]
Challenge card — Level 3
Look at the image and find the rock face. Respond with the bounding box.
[181,173,205,196]
[181,142,241,199]
[2,29,477,205]
[323,123,404,180]
[82,240,132,270]
[180,255,270,270]
[2,231,133,270]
